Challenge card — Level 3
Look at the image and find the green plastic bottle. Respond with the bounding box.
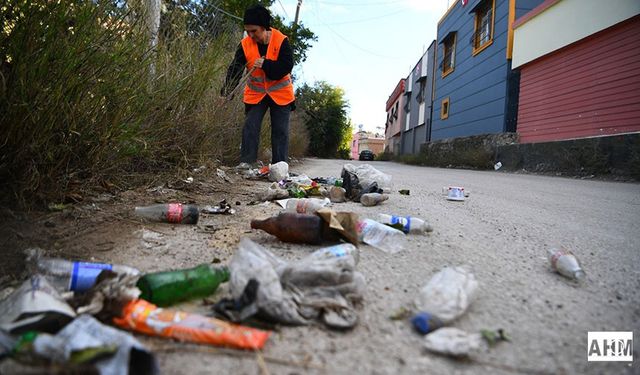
[137,264,230,306]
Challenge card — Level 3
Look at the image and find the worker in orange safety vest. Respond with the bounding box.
[222,4,295,169]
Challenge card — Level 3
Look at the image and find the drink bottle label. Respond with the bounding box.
[167,203,183,223]
[323,244,347,257]
[71,262,113,291]
[390,216,411,233]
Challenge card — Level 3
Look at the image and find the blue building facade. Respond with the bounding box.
[430,0,543,141]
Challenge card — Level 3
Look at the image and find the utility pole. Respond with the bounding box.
[294,0,303,26]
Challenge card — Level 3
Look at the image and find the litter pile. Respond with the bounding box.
[0,160,587,373]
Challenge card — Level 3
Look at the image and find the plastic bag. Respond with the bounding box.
[423,327,483,357]
[255,182,290,201]
[228,238,364,329]
[342,163,392,192]
[268,161,289,182]
[414,266,478,323]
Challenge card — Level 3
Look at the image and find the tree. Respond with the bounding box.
[296,81,351,158]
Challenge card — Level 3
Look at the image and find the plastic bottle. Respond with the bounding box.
[305,243,360,264]
[356,218,406,253]
[377,214,433,234]
[284,198,329,214]
[360,193,389,207]
[134,203,199,224]
[547,247,585,281]
[251,212,333,244]
[412,267,478,334]
[137,264,230,306]
[27,249,141,293]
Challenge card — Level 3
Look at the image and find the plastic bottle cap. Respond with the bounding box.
[410,312,442,335]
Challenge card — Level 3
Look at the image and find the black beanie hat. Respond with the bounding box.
[243,5,271,30]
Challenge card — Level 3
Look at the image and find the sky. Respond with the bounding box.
[270,0,451,134]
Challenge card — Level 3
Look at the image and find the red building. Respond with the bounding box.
[512,0,640,143]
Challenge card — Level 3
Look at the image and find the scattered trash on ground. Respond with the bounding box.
[284,197,331,214]
[201,199,236,215]
[113,299,271,350]
[216,168,230,182]
[445,187,466,202]
[255,182,290,201]
[377,214,433,234]
[547,247,585,281]
[0,275,76,334]
[357,218,406,253]
[399,189,410,195]
[360,193,389,207]
[251,212,340,245]
[328,186,347,203]
[422,327,483,357]
[221,238,364,329]
[137,264,229,307]
[494,162,503,171]
[413,267,478,333]
[268,161,289,182]
[134,203,199,224]
[33,314,159,375]
[25,248,140,293]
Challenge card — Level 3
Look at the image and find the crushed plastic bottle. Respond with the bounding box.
[356,219,406,254]
[413,267,478,333]
[360,193,389,207]
[25,248,140,293]
[284,198,330,214]
[377,214,433,234]
[305,243,360,264]
[547,247,585,281]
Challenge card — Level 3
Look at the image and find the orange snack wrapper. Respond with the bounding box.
[113,299,270,350]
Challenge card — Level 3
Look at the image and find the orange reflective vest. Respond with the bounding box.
[241,28,295,105]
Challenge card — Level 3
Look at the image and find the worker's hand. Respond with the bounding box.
[253,57,265,69]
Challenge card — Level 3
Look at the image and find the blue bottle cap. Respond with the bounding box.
[410,312,442,335]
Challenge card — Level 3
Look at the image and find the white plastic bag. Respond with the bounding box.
[423,327,483,357]
[268,161,289,182]
[414,266,478,323]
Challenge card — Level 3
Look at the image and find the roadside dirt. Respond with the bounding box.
[1,159,638,375]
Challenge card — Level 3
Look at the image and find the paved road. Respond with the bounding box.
[285,158,640,374]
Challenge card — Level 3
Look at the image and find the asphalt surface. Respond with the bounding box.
[263,158,639,375]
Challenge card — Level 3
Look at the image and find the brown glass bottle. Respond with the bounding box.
[250,212,336,244]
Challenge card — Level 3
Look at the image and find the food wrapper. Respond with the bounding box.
[113,299,270,350]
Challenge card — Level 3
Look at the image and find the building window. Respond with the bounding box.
[472,0,495,55]
[440,97,450,120]
[441,33,456,77]
[415,78,426,104]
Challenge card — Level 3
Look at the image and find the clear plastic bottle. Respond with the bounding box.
[360,193,389,207]
[356,218,406,253]
[134,203,199,224]
[377,214,433,234]
[547,247,585,281]
[305,243,359,264]
[284,198,329,214]
[26,248,140,292]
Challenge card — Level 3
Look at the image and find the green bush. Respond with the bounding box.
[0,0,244,206]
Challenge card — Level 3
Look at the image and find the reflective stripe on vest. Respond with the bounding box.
[241,28,295,105]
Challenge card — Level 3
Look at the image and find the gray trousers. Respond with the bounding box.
[241,96,291,164]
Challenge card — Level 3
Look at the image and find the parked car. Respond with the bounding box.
[359,150,375,161]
